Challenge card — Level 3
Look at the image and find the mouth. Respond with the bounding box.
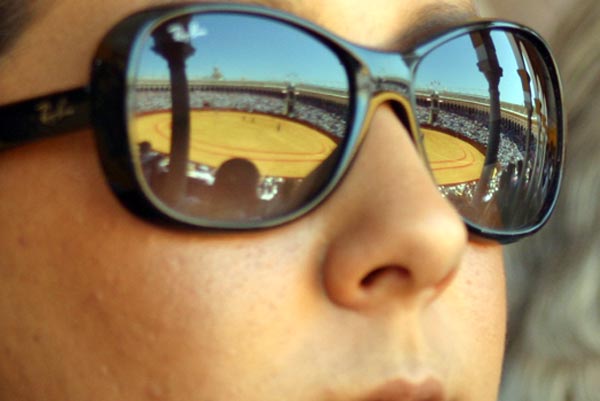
[361,376,447,401]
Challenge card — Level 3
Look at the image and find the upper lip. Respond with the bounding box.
[361,376,447,401]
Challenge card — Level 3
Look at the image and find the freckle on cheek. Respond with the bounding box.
[18,236,27,247]
[145,382,166,400]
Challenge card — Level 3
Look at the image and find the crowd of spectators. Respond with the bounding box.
[134,86,546,214]
[133,86,350,203]
[132,86,349,138]
[415,104,526,167]
[414,103,545,212]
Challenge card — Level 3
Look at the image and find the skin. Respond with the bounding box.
[0,0,506,400]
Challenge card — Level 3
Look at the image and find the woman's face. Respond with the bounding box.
[0,0,506,400]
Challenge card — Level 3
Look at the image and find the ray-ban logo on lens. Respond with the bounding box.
[36,98,75,126]
[167,22,208,43]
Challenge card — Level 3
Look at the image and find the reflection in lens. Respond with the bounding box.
[127,13,351,223]
[415,28,561,231]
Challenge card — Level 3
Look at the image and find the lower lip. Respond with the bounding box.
[364,377,447,401]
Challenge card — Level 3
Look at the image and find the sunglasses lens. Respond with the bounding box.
[127,12,351,225]
[414,28,562,234]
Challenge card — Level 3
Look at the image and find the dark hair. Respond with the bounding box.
[0,0,31,56]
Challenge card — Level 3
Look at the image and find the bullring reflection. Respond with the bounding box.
[126,14,561,230]
[128,13,350,222]
[415,29,560,230]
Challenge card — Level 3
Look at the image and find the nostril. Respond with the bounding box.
[360,266,411,288]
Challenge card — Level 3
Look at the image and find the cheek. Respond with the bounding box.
[70,227,326,399]
[444,241,507,398]
[0,132,318,397]
[459,243,507,344]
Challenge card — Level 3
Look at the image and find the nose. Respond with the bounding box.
[317,104,468,310]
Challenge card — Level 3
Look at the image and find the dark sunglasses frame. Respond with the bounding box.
[0,3,565,243]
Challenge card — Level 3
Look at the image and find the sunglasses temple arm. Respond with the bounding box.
[0,87,91,150]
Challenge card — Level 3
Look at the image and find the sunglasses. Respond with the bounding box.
[0,3,564,243]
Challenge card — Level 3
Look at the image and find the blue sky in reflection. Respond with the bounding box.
[415,31,529,106]
[136,14,349,89]
[135,13,532,106]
